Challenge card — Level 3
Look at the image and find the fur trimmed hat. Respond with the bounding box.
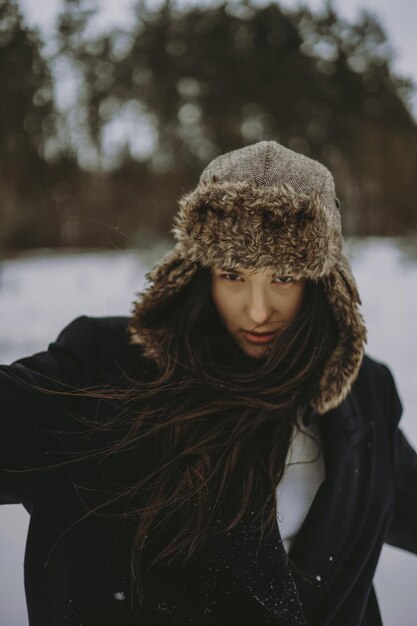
[128,141,367,414]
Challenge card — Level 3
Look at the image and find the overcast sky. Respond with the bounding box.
[17,0,417,117]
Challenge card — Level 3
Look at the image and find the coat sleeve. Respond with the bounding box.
[384,367,417,554]
[0,315,99,505]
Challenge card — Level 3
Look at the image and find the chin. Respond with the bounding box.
[240,343,268,359]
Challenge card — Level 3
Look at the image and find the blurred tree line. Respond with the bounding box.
[1,0,417,254]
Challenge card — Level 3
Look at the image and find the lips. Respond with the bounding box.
[242,330,278,345]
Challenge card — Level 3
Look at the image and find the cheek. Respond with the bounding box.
[275,286,305,319]
[211,282,239,327]
[289,285,305,315]
[211,281,225,316]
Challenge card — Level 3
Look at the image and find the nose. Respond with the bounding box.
[246,288,274,327]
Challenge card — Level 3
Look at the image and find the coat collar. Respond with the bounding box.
[207,389,375,625]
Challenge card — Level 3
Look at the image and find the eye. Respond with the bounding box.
[221,272,242,281]
[273,276,295,284]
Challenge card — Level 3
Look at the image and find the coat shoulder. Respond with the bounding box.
[359,352,392,378]
[351,352,401,428]
[55,314,130,346]
[357,352,397,389]
[55,314,145,384]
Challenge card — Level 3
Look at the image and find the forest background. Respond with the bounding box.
[2,0,417,257]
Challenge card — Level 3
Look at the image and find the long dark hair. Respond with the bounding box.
[124,268,338,556]
[22,266,339,605]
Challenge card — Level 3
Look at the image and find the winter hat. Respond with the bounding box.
[128,141,367,414]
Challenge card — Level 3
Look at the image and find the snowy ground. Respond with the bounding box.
[0,239,416,625]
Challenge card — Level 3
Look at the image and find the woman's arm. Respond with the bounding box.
[384,367,417,554]
[0,315,99,505]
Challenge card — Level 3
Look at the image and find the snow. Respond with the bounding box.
[0,238,416,625]
[0,249,148,363]
[113,591,126,601]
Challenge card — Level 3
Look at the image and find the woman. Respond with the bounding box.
[1,141,416,626]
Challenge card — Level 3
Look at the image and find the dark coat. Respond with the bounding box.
[1,315,416,626]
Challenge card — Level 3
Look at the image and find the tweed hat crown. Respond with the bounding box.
[128,141,367,414]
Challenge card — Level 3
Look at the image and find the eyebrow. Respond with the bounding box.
[218,267,293,278]
[219,267,262,277]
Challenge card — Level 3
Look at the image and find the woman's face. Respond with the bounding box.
[211,266,306,358]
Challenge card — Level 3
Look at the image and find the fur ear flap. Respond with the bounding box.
[311,252,367,414]
[127,249,199,350]
[335,253,362,305]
